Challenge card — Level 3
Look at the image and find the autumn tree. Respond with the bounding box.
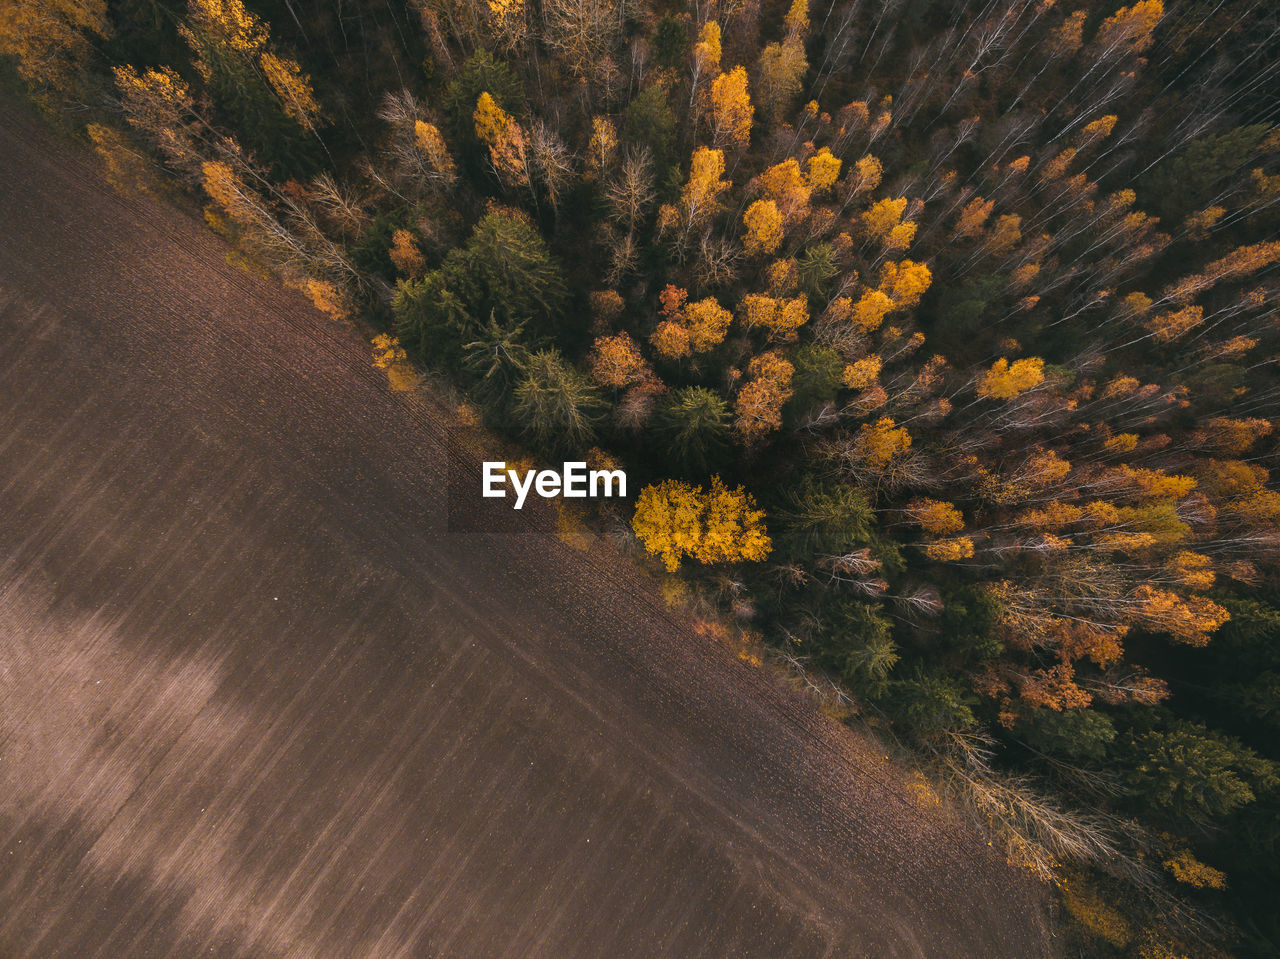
[711,66,752,148]
[743,200,784,257]
[474,91,530,187]
[734,351,795,445]
[114,65,203,174]
[855,417,912,471]
[660,146,729,250]
[877,260,932,308]
[389,230,426,276]
[179,0,319,164]
[977,357,1045,400]
[0,0,108,97]
[684,297,733,352]
[632,477,771,570]
[759,159,812,222]
[756,37,807,125]
[739,294,809,339]
[589,332,650,388]
[1092,0,1163,58]
[806,149,841,194]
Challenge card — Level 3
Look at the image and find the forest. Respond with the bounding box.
[2,0,1278,954]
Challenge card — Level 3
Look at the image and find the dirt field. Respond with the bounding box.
[0,103,1052,958]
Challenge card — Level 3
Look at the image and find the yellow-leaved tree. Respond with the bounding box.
[734,350,795,444]
[739,294,809,339]
[632,477,771,570]
[0,0,109,96]
[474,91,529,187]
[743,200,784,256]
[711,66,752,148]
[259,51,322,131]
[806,147,841,193]
[977,357,1045,399]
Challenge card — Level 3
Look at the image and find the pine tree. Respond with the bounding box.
[654,387,731,474]
[510,349,607,453]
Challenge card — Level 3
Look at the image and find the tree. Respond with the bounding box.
[541,0,621,86]
[651,318,691,360]
[888,671,977,741]
[1128,721,1277,822]
[924,537,974,561]
[590,332,650,387]
[680,146,729,229]
[623,85,677,167]
[486,0,528,50]
[179,0,315,167]
[114,65,202,173]
[855,416,911,470]
[447,211,566,331]
[806,149,841,193]
[259,52,321,132]
[653,387,731,474]
[905,499,964,535]
[693,20,721,74]
[785,343,843,421]
[734,351,795,445]
[775,477,873,559]
[474,91,530,187]
[684,297,733,352]
[0,0,109,97]
[820,600,898,688]
[1163,849,1228,890]
[796,244,837,296]
[757,37,807,125]
[413,120,459,185]
[1092,0,1164,57]
[1021,708,1116,762]
[877,260,931,307]
[632,477,771,570]
[1144,305,1202,342]
[843,355,882,390]
[845,155,882,198]
[585,115,618,181]
[462,313,533,413]
[389,230,425,276]
[954,197,993,238]
[711,66,753,148]
[977,357,1045,400]
[442,51,527,160]
[850,290,894,331]
[510,349,607,453]
[605,150,656,234]
[861,197,909,242]
[739,294,809,339]
[759,159,812,221]
[394,210,565,364]
[743,200,784,257]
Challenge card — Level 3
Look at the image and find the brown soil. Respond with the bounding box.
[0,102,1051,959]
